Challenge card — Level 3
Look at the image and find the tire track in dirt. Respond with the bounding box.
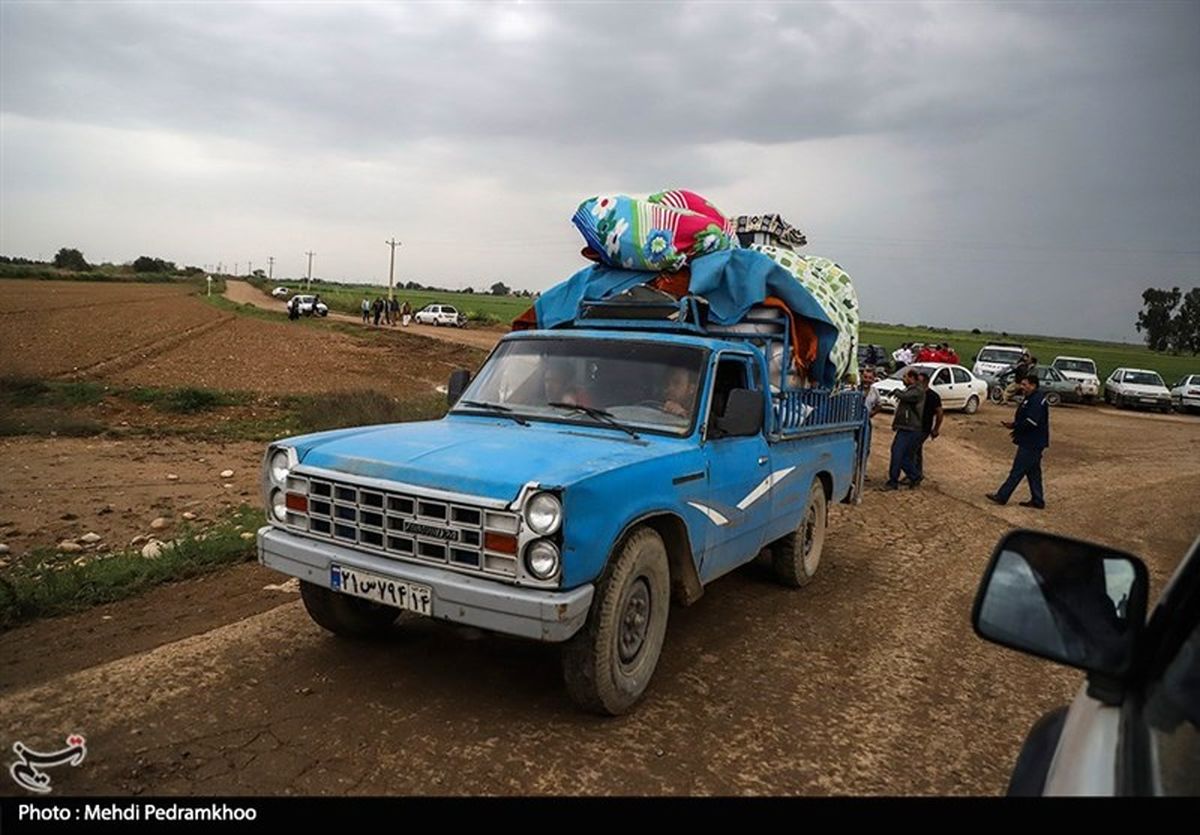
[52,314,237,381]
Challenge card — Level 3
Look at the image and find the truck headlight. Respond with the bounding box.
[270,489,287,522]
[525,539,560,580]
[269,449,290,484]
[524,491,562,535]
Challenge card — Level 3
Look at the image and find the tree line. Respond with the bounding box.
[1137,287,1200,355]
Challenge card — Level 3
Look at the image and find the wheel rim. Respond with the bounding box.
[618,578,652,665]
[801,504,821,575]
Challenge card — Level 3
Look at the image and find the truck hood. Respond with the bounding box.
[1118,382,1170,397]
[284,416,689,502]
[1058,370,1100,385]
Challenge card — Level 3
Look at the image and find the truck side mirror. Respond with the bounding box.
[447,369,471,407]
[972,530,1148,683]
[714,388,764,437]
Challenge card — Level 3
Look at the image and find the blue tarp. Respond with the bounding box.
[532,249,842,388]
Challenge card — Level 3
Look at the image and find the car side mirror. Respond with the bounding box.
[714,388,764,437]
[972,530,1148,692]
[447,369,471,407]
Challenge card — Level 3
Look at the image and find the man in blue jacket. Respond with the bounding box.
[987,374,1050,509]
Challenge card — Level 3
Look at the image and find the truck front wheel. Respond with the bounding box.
[771,479,827,587]
[299,580,398,639]
[562,525,670,715]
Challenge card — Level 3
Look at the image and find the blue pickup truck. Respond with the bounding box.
[258,295,867,714]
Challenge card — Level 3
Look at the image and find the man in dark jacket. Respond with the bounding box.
[910,370,944,485]
[884,368,925,490]
[988,373,1050,508]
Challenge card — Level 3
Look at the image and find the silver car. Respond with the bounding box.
[973,529,1199,795]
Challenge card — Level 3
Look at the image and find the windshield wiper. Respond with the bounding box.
[547,402,640,439]
[456,400,529,426]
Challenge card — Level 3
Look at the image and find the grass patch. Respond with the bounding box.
[126,386,251,413]
[0,506,262,630]
[290,390,447,432]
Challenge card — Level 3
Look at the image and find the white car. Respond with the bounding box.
[1104,367,1171,412]
[287,294,329,317]
[972,344,1027,381]
[1051,355,1102,401]
[413,304,466,327]
[271,286,290,298]
[973,529,1199,796]
[872,362,989,414]
[1170,374,1200,414]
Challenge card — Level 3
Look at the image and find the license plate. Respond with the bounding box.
[330,564,433,616]
[1140,398,1158,404]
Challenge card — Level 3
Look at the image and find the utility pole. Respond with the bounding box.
[305,251,315,291]
[234,262,239,277]
[267,256,275,281]
[248,260,253,277]
[385,238,401,301]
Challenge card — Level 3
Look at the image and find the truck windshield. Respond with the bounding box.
[978,348,1024,364]
[455,338,707,436]
[1053,359,1096,374]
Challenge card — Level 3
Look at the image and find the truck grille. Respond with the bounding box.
[281,473,521,578]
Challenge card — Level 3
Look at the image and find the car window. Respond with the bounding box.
[933,368,951,386]
[952,368,971,384]
[444,307,457,315]
[1143,616,1200,795]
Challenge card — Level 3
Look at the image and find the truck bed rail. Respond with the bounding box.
[773,388,864,436]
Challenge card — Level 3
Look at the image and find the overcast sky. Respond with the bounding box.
[2,1,1197,340]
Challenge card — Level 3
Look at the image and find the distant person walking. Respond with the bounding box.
[400,300,412,327]
[389,297,400,326]
[361,297,370,324]
[372,297,384,326]
[987,373,1050,509]
[911,370,944,484]
[892,343,914,369]
[883,368,925,490]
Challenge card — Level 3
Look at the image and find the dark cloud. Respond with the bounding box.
[1,1,1197,340]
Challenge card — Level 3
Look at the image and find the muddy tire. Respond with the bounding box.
[771,479,828,587]
[964,395,980,415]
[300,580,398,639]
[561,526,670,716]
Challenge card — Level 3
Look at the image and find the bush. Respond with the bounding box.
[53,247,91,271]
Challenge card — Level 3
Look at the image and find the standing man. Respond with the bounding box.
[883,368,925,491]
[860,367,883,474]
[987,373,1050,509]
[911,370,944,486]
[361,297,370,324]
[1003,351,1033,402]
[373,297,383,326]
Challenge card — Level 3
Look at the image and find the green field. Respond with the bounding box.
[259,279,530,325]
[263,278,1197,383]
[858,323,1198,384]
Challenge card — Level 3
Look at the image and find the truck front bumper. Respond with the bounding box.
[258,526,593,642]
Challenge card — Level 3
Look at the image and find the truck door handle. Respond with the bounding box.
[758,456,768,466]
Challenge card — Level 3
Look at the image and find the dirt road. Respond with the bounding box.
[223,281,507,352]
[2,402,1197,796]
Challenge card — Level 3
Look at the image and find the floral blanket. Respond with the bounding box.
[571,190,738,272]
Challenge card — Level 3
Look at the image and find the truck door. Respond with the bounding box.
[696,353,773,582]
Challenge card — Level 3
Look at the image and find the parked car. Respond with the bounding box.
[1104,368,1172,412]
[872,363,988,414]
[1170,374,1200,414]
[258,297,870,715]
[1051,356,1102,402]
[414,304,467,327]
[271,286,291,298]
[990,365,1082,407]
[287,294,329,317]
[972,344,1027,382]
[972,528,1199,796]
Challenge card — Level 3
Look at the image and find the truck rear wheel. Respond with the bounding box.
[771,479,827,587]
[299,580,398,639]
[561,525,670,715]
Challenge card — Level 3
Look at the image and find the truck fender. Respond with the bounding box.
[611,512,704,607]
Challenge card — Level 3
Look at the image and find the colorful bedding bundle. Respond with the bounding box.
[517,190,860,388]
[571,190,739,272]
